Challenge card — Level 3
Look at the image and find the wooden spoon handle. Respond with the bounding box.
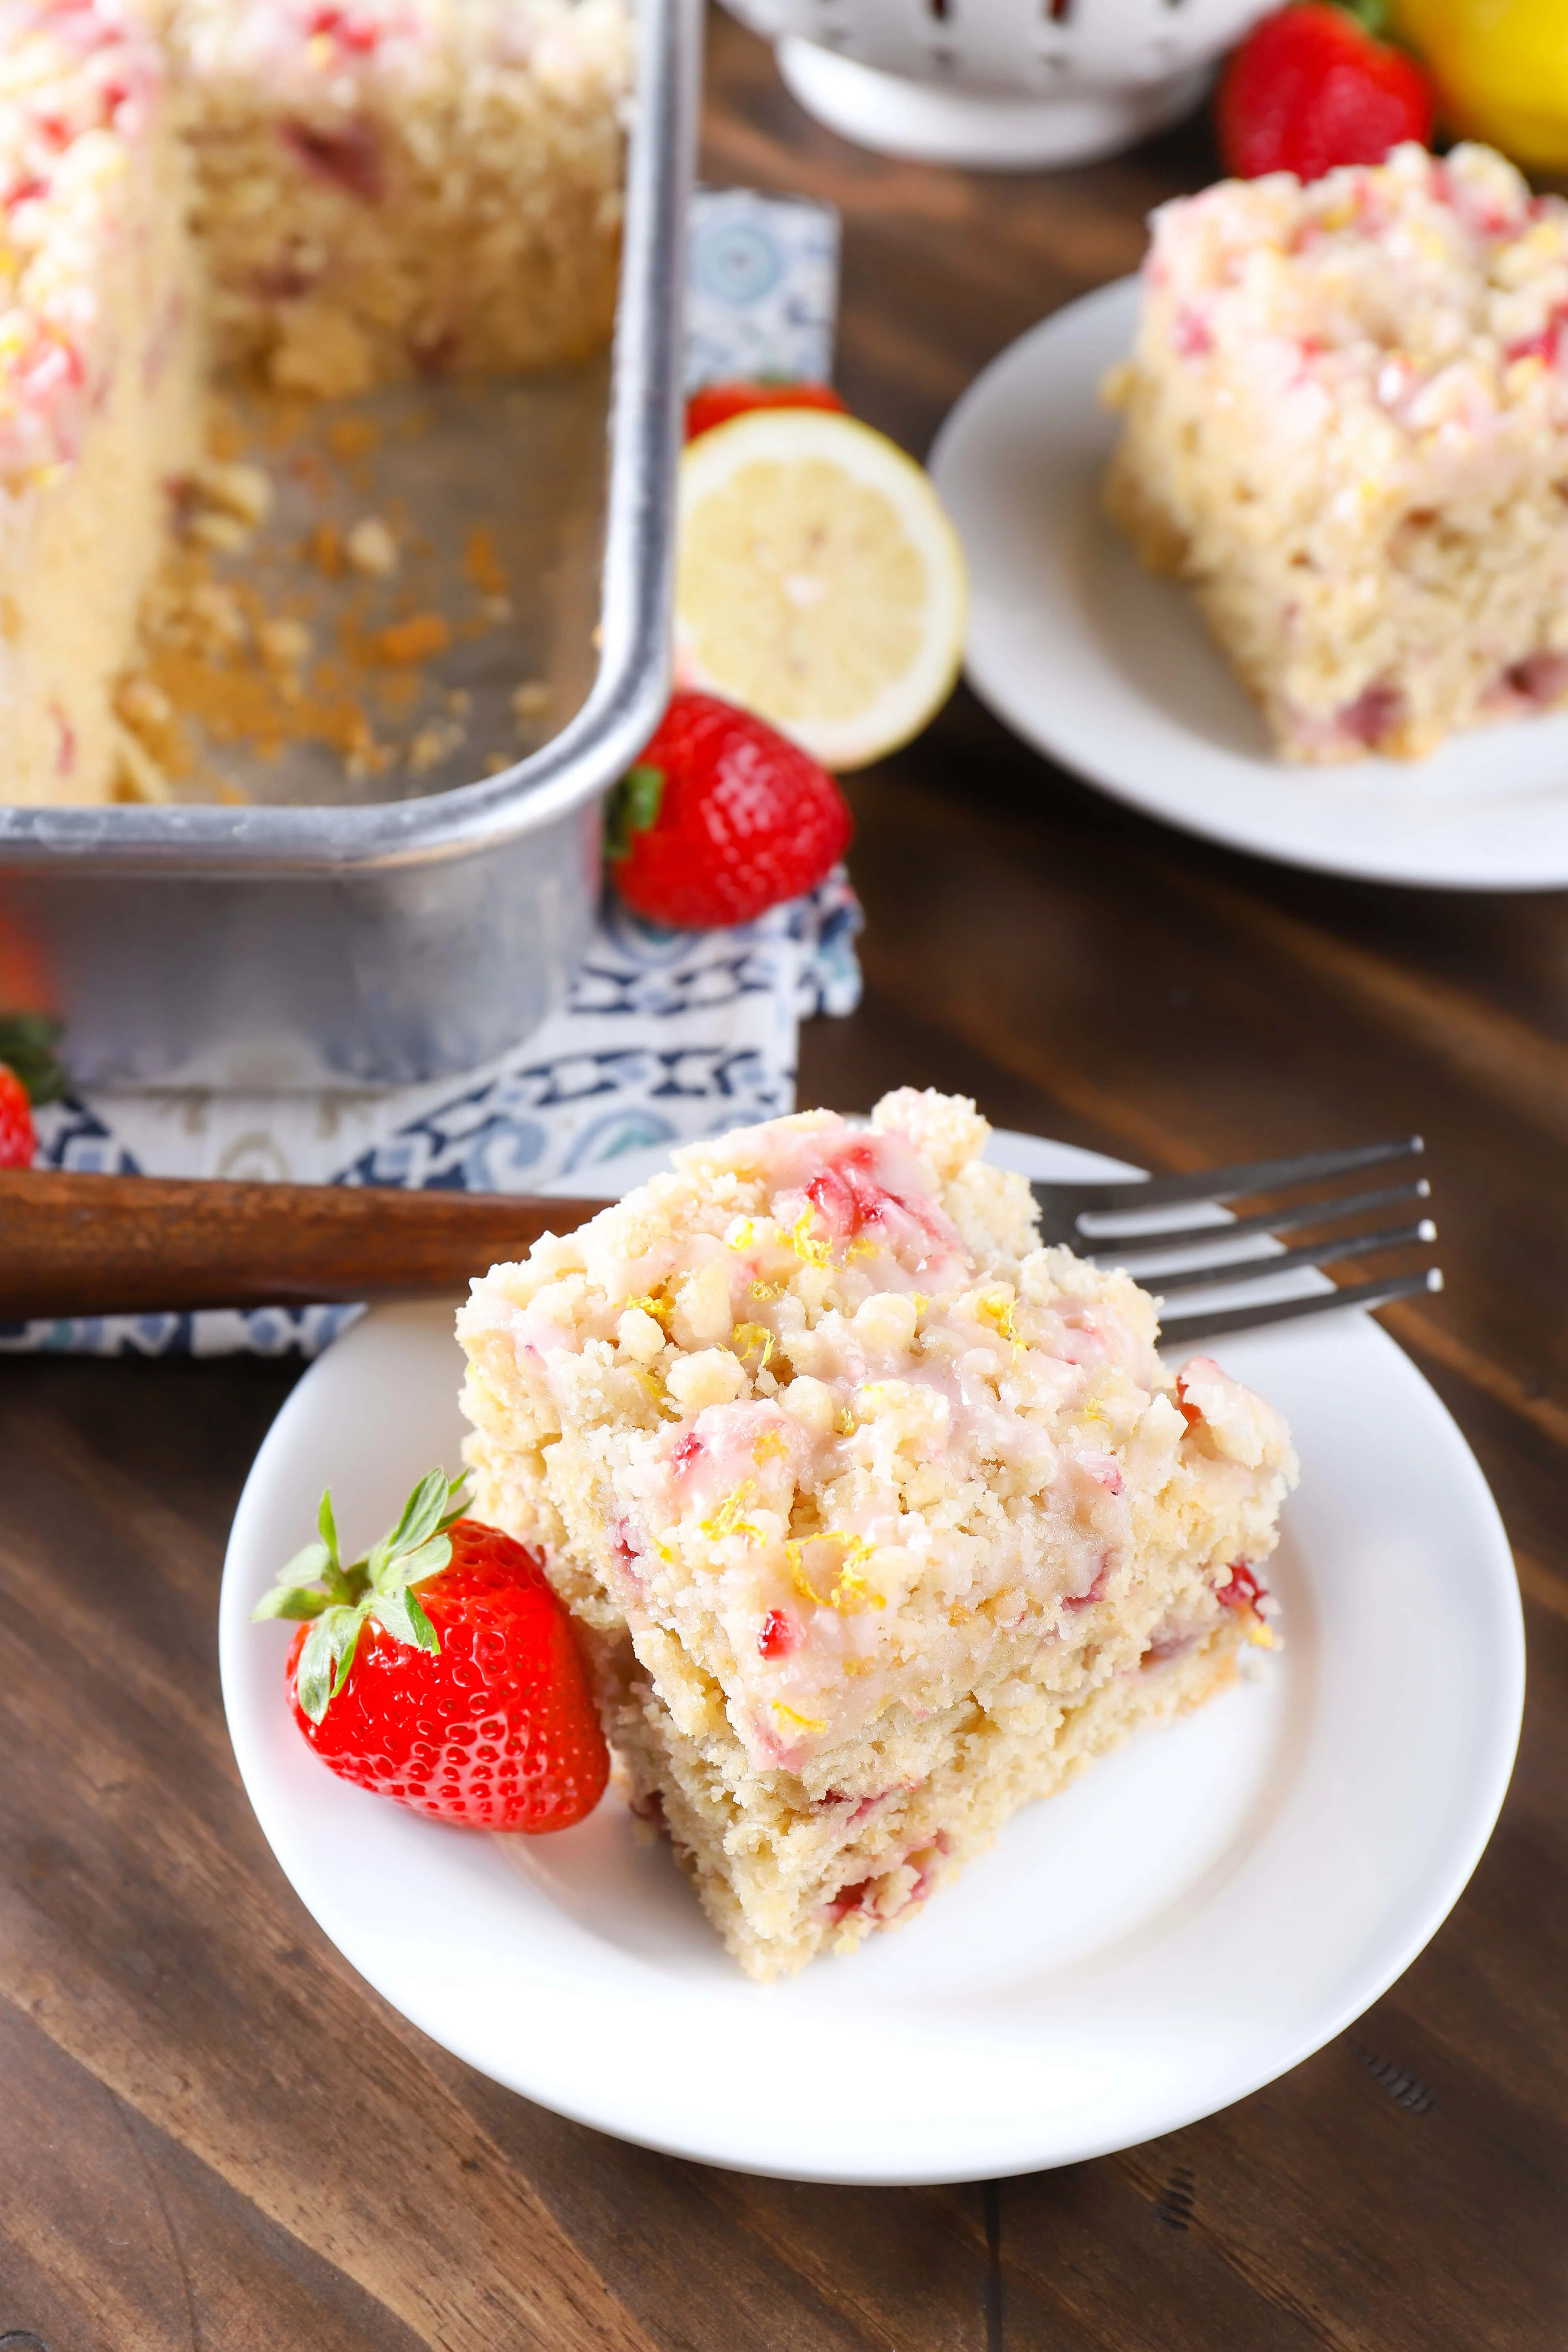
[0,1171,606,1322]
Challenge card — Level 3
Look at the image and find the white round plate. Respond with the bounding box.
[930,278,1568,891]
[221,1134,1523,2185]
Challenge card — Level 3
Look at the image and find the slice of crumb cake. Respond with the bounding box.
[1105,142,1568,763]
[458,1091,1297,1978]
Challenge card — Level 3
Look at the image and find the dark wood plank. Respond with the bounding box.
[4,10,1566,2348]
[0,1997,428,2352]
[0,1355,1001,2352]
[0,1360,658,2352]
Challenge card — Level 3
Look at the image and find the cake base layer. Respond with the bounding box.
[1104,421,1568,765]
[599,1614,1249,1979]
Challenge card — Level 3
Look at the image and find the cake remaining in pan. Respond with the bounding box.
[169,0,631,395]
[0,3,204,806]
[0,0,632,806]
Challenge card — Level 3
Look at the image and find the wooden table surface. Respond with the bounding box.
[4,13,1565,2348]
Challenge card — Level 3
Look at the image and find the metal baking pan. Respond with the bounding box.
[0,0,699,1091]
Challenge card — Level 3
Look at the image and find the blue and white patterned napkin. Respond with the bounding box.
[685,189,839,391]
[4,189,857,1360]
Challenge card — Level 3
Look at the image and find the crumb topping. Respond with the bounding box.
[1126,143,1568,513]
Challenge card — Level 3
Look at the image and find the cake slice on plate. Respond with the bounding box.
[1105,142,1568,763]
[458,1091,1296,1979]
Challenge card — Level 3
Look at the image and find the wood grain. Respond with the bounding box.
[0,1172,604,1320]
[3,12,1564,2348]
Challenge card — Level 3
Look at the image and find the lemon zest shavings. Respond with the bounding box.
[788,1528,884,1613]
[788,1210,833,1269]
[829,1531,876,1574]
[825,1534,883,1613]
[786,1537,826,1605]
[752,1425,789,1465]
[726,1218,757,1252]
[833,1564,885,1613]
[730,1321,774,1370]
[701,1480,765,1546]
[623,1291,672,1331]
[774,1702,828,1734]
[977,1289,1020,1356]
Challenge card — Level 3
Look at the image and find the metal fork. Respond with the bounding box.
[1031,1136,1441,1350]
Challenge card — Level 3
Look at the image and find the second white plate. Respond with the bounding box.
[220,1133,1524,2184]
[930,277,1568,891]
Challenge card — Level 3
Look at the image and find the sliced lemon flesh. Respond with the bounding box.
[675,409,967,769]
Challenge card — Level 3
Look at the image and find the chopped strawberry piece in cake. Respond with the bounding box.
[1217,1561,1266,1611]
[281,116,384,202]
[757,1607,797,1658]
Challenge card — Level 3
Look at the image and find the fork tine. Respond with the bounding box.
[1087,1177,1432,1265]
[1042,1136,1424,1225]
[1137,1216,1436,1296]
[1159,1266,1442,1350]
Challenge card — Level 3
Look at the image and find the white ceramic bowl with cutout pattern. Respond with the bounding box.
[721,0,1274,167]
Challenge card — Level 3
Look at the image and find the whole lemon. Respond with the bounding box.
[1389,0,1568,171]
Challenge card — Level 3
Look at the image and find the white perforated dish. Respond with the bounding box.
[720,0,1274,166]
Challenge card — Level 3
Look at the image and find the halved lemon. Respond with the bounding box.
[675,408,968,770]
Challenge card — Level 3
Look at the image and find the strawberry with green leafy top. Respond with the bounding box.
[253,1471,609,1832]
[1217,1,1435,181]
[607,691,853,929]
[0,1012,66,1170]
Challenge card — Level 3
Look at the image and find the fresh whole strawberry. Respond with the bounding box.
[253,1471,608,1832]
[607,691,853,929]
[0,1011,66,1169]
[685,380,848,443]
[1218,2,1435,182]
